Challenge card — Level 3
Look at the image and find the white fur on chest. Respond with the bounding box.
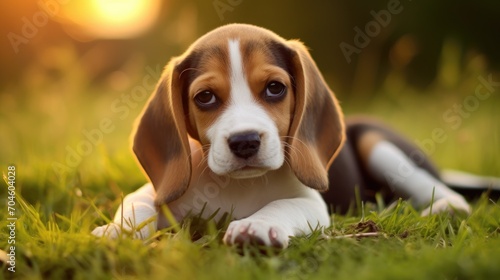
[165,165,316,223]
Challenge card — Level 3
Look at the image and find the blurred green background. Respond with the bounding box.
[0,0,499,206]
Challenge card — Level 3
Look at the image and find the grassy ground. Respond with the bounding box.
[1,69,500,279]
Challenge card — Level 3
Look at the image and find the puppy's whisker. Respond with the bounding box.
[281,138,306,161]
[200,165,211,177]
[281,141,297,160]
[195,144,211,170]
[281,135,310,152]
[281,137,316,168]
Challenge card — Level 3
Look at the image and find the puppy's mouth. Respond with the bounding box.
[207,143,284,178]
[228,166,269,179]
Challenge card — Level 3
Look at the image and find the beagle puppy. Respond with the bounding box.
[92,24,474,248]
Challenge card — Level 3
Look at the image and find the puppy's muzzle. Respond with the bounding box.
[228,131,261,159]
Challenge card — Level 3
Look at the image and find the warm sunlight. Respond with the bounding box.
[60,0,162,40]
[93,0,151,25]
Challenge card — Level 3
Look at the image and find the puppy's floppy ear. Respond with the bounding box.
[286,40,345,192]
[133,58,191,205]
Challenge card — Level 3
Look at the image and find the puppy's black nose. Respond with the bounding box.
[228,131,261,159]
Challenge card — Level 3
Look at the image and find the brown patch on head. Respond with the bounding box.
[181,45,231,144]
[240,39,295,138]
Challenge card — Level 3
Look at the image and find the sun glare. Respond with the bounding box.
[93,0,147,24]
[61,0,162,39]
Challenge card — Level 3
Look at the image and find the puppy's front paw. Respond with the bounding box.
[223,219,291,249]
[421,196,471,216]
[92,223,122,238]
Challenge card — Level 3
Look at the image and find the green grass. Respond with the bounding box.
[1,65,500,279]
[2,193,500,279]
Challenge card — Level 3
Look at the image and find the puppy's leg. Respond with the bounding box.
[92,183,158,238]
[223,190,329,249]
[358,132,470,215]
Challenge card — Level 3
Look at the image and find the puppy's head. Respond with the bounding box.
[133,24,345,205]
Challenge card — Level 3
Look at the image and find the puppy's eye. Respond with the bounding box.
[264,81,286,101]
[194,90,218,109]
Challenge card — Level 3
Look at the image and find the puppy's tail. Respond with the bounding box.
[441,169,500,200]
